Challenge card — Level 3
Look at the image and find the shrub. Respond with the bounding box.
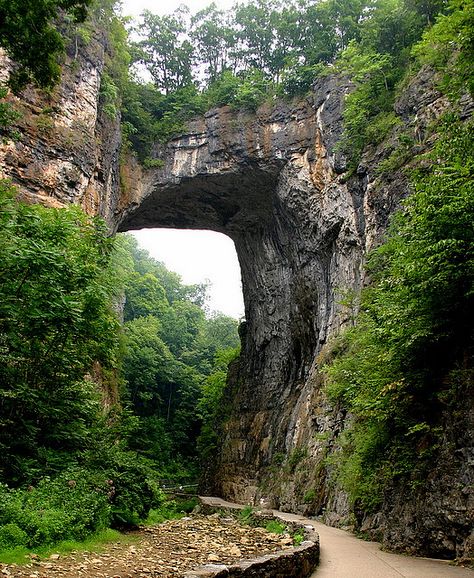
[81,440,164,528]
[0,524,28,550]
[0,471,111,548]
[237,506,254,524]
[265,520,286,534]
[303,490,316,504]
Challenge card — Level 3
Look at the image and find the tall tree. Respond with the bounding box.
[190,3,235,82]
[136,7,194,94]
[234,0,284,79]
[0,180,120,484]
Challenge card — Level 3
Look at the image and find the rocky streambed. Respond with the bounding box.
[0,514,298,578]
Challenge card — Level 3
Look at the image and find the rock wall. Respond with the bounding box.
[115,76,370,507]
[1,39,472,561]
[0,31,122,222]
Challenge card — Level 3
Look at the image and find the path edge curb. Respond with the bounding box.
[182,497,320,578]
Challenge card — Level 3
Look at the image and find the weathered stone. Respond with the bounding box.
[115,78,367,521]
[0,31,121,223]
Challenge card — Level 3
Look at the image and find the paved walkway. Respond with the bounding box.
[200,497,473,577]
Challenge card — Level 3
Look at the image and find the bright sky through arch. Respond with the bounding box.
[122,0,244,320]
[132,229,245,320]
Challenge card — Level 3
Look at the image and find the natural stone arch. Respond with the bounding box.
[116,80,368,501]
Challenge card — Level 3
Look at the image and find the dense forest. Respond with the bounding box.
[0,177,239,552]
[0,0,472,559]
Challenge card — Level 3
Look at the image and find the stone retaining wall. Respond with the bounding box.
[183,499,319,577]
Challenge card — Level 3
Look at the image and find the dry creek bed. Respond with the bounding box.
[0,514,296,578]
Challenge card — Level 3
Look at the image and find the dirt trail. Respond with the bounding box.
[276,507,474,578]
[201,497,474,578]
[3,499,472,577]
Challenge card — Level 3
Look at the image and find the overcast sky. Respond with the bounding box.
[132,229,245,319]
[121,0,244,320]
[121,0,234,18]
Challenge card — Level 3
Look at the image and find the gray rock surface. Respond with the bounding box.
[0,32,121,221]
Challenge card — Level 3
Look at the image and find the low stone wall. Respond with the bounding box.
[183,498,319,578]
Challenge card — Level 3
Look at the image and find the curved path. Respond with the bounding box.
[201,497,473,578]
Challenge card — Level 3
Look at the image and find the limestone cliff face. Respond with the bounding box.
[1,44,472,560]
[0,32,121,221]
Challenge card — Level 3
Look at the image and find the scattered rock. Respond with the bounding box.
[1,514,293,578]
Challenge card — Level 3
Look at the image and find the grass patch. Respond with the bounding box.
[303,489,316,504]
[293,529,305,546]
[0,528,133,565]
[237,506,254,525]
[145,497,198,525]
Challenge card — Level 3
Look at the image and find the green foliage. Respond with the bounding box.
[0,183,166,551]
[0,0,92,90]
[0,527,128,565]
[336,42,400,167]
[81,441,164,527]
[303,489,316,504]
[0,180,121,484]
[0,524,28,550]
[135,7,194,95]
[197,347,240,462]
[0,471,110,548]
[265,520,286,534]
[143,157,165,169]
[293,529,305,546]
[323,117,474,512]
[286,447,308,472]
[190,3,235,83]
[0,86,21,142]
[99,72,120,119]
[374,137,415,176]
[106,0,451,166]
[229,68,270,111]
[412,0,474,96]
[117,234,240,481]
[145,497,198,525]
[281,63,329,98]
[237,506,254,524]
[120,82,206,160]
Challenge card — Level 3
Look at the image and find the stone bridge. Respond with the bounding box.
[5,40,470,557]
[114,77,372,503]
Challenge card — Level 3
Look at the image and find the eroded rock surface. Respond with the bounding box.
[0,33,121,221]
[116,76,369,510]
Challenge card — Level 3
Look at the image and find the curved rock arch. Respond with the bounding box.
[117,80,368,501]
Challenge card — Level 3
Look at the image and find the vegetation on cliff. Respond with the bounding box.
[0,0,92,90]
[324,116,474,512]
[322,1,474,515]
[115,0,451,163]
[0,0,473,557]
